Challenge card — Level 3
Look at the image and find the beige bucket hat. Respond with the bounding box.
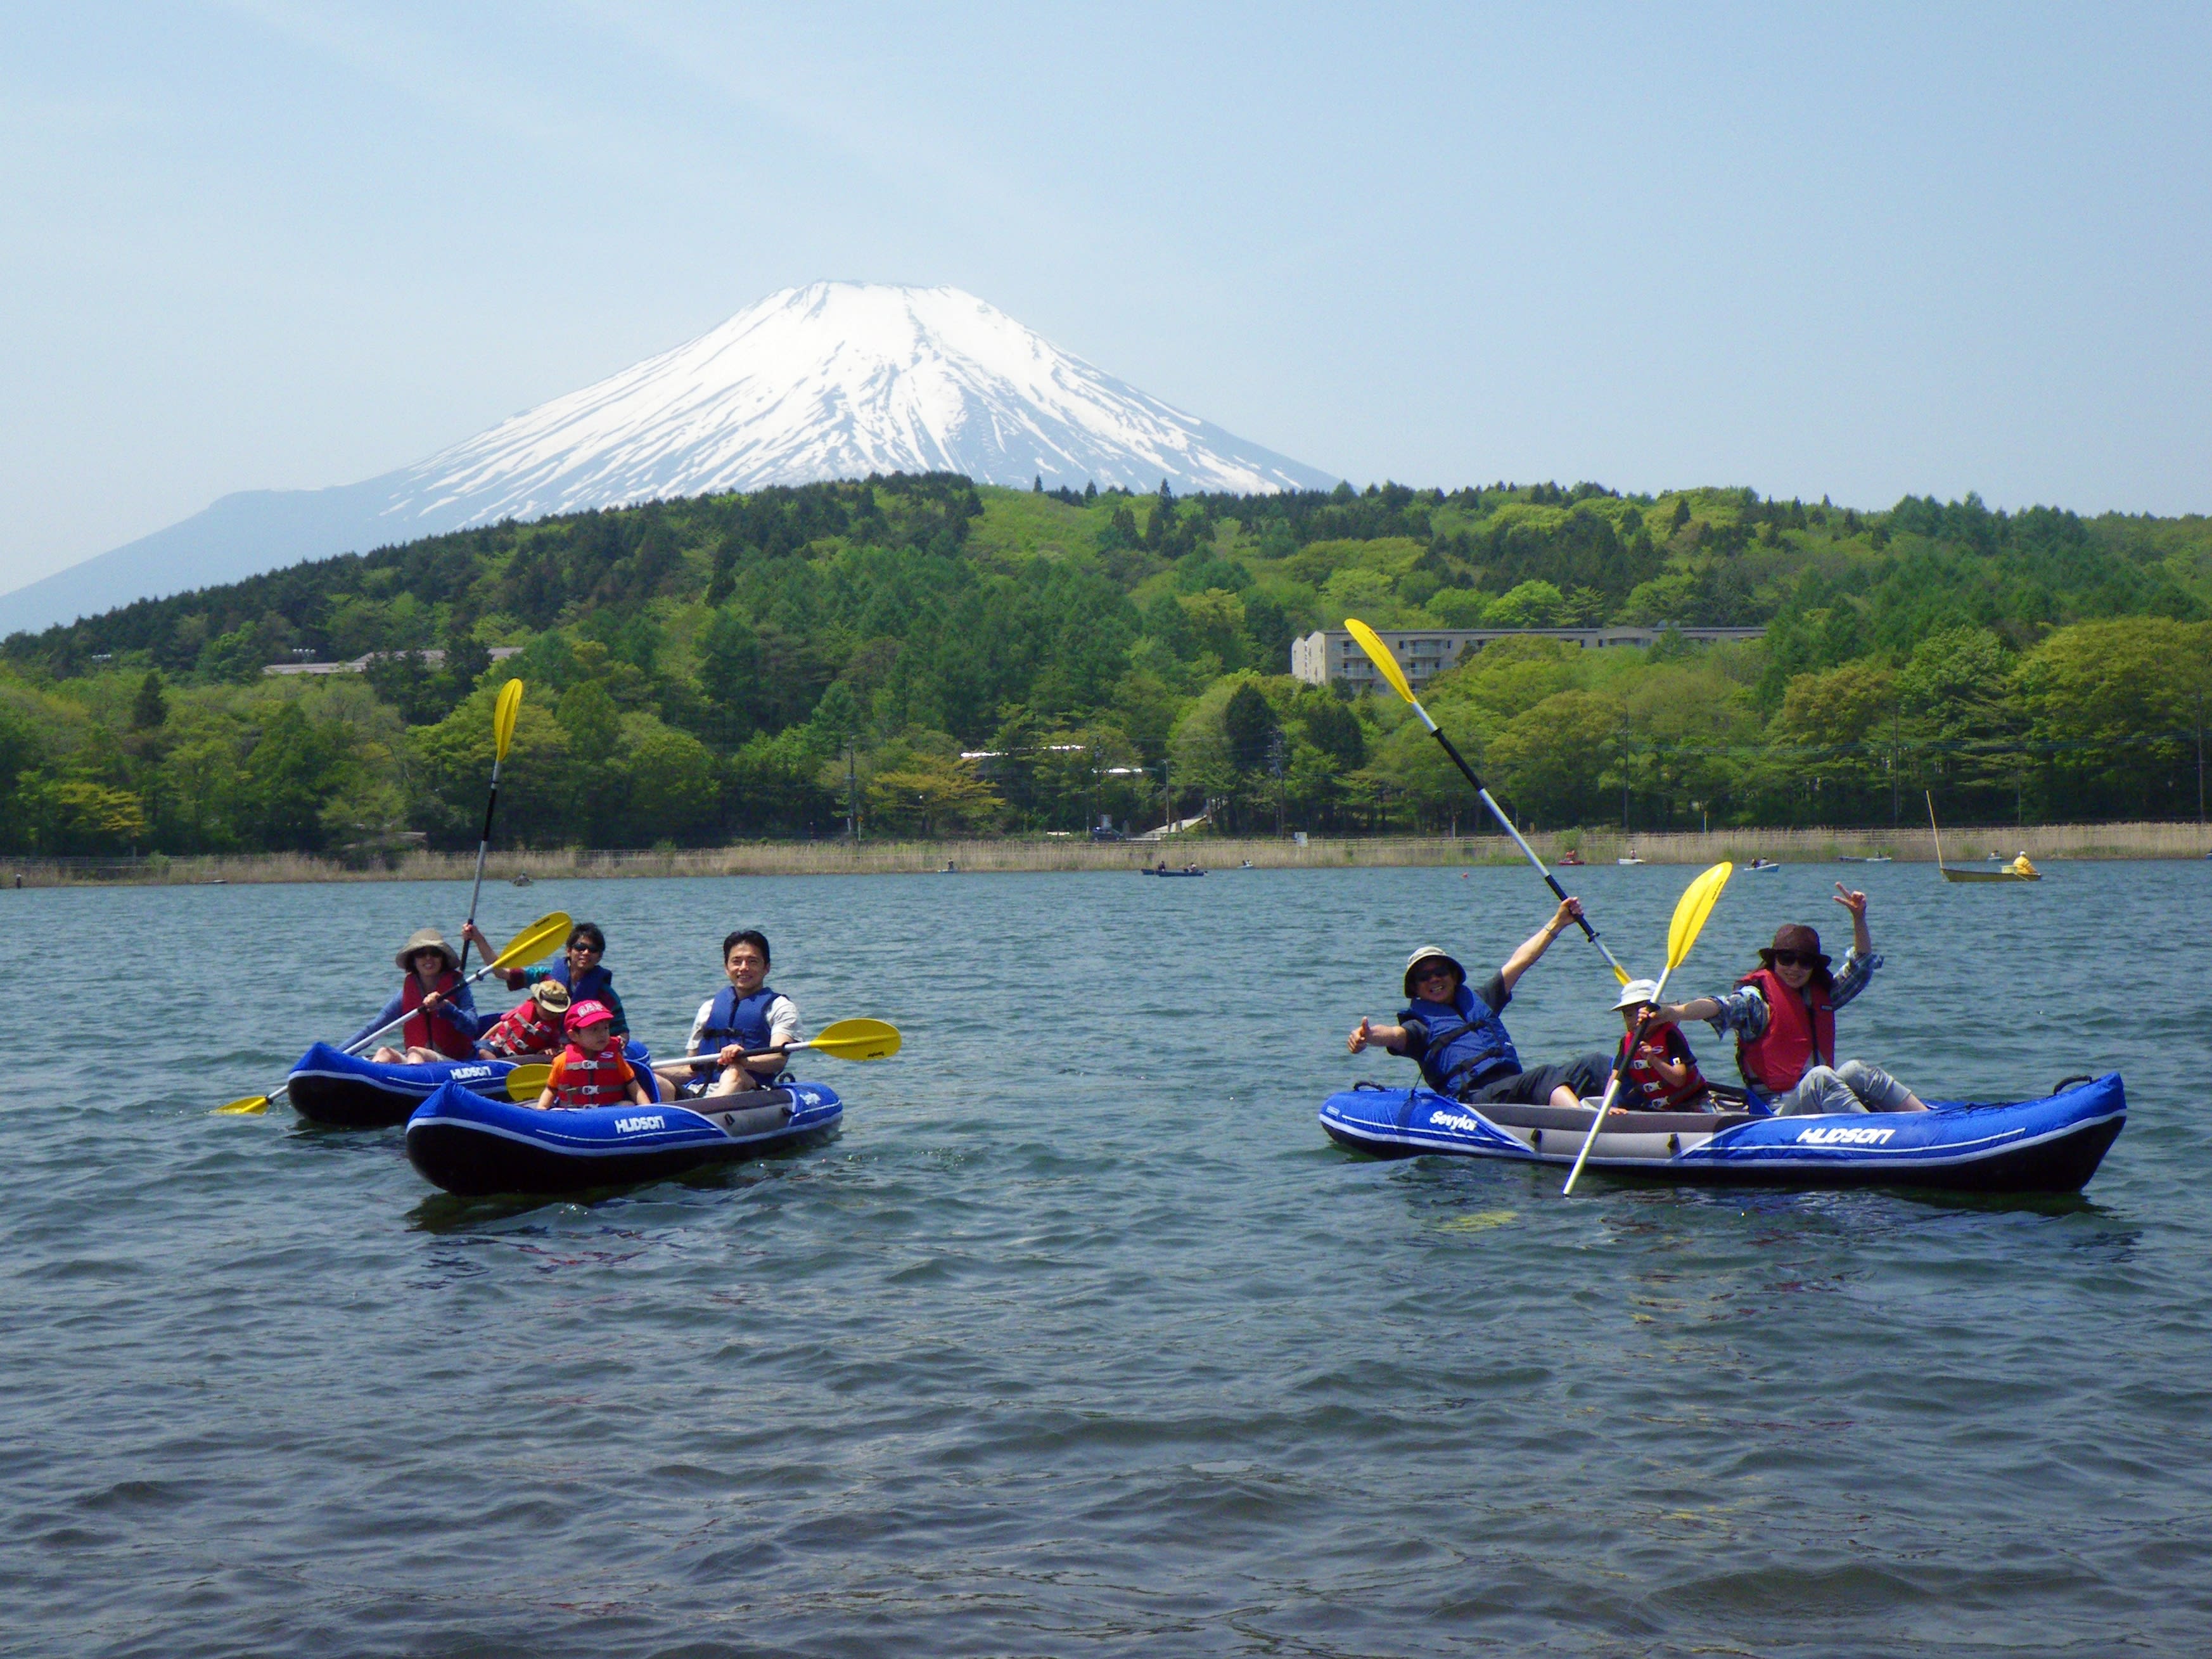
[395,928,461,973]
[1403,946,1466,998]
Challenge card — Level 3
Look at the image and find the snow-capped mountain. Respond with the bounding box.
[1,283,1336,635]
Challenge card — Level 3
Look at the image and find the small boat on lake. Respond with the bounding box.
[284,1040,661,1129]
[1928,795,2040,882]
[1556,850,1586,866]
[1616,852,1644,866]
[1318,1073,2123,1193]
[1746,857,1781,873]
[1141,864,1206,877]
[404,1077,842,1196]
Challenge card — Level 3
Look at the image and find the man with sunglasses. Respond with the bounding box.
[466,919,630,1040]
[1348,897,1614,1111]
[1651,883,1927,1116]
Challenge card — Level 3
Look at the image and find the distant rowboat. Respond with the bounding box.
[1928,793,2039,882]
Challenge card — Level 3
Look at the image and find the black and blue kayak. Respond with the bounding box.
[404,1078,843,1196]
[284,1041,661,1129]
[1319,1072,2125,1193]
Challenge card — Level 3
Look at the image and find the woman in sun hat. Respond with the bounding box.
[348,928,492,1064]
[1651,883,1928,1115]
[1346,896,1614,1110]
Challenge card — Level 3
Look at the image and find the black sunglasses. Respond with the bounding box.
[1770,949,1820,968]
[567,942,603,954]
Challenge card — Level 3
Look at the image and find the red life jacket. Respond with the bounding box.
[1734,966,1835,1092]
[548,1044,635,1108]
[400,970,475,1059]
[481,995,565,1059]
[1616,1023,1710,1109]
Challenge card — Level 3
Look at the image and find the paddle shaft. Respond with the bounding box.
[1411,703,1631,982]
[456,751,504,975]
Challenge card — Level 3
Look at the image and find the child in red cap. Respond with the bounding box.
[535,999,651,1110]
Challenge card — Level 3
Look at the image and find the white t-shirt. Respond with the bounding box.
[685,992,802,1056]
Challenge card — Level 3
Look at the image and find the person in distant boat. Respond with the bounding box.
[352,928,490,1064]
[1611,978,1715,1111]
[466,919,628,1039]
[475,979,572,1060]
[1652,884,1928,1115]
[535,1000,651,1110]
[2011,851,2038,877]
[655,929,803,1099]
[1347,897,1613,1110]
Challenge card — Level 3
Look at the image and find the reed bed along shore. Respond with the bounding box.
[7,821,2209,887]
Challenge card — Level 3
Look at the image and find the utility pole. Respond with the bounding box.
[847,743,860,843]
[1891,704,1900,829]
[2198,692,2205,827]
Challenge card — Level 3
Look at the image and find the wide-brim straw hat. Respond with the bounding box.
[395,928,461,973]
[1403,946,1466,999]
[530,980,572,1011]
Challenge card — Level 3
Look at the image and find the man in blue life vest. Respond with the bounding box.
[654,928,803,1099]
[1348,897,1613,1110]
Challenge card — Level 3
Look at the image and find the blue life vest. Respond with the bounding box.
[1397,984,1521,1098]
[699,983,782,1052]
[547,960,615,1004]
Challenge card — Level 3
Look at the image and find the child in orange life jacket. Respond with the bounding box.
[535,1001,651,1111]
[1611,978,1713,1111]
[476,980,570,1060]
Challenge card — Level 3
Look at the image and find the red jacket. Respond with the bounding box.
[481,996,565,1059]
[401,971,475,1060]
[546,1044,636,1108]
[1734,966,1835,1092]
[1616,1022,1710,1109]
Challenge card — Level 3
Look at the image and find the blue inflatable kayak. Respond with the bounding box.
[404,1077,843,1196]
[1319,1072,2125,1193]
[284,1040,660,1129]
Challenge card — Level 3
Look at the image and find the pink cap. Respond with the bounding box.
[565,999,615,1030]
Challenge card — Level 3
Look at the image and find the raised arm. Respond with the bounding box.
[1499,897,1582,992]
[1834,884,1872,956]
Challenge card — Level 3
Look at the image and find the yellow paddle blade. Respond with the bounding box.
[809,1018,902,1060]
[488,911,572,974]
[1344,618,1417,706]
[213,1094,272,1115]
[493,677,524,763]
[502,1063,551,1101]
[1666,861,1734,970]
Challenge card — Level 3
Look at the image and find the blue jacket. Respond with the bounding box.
[698,983,783,1053]
[1398,983,1521,1098]
[515,960,627,1037]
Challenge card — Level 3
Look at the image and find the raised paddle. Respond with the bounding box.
[456,678,526,975]
[1560,861,1733,1196]
[212,910,573,1116]
[1345,617,1631,985]
[501,1019,905,1101]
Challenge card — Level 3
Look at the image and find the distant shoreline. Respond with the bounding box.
[8,821,2208,887]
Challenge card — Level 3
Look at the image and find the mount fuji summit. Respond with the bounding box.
[1,283,1336,634]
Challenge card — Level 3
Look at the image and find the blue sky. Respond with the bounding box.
[2,2,2206,591]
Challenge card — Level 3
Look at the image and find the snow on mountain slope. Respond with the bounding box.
[0,283,1336,635]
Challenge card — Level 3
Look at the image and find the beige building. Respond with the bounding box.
[1290,625,1766,690]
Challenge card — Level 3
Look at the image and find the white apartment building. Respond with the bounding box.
[1289,625,1767,690]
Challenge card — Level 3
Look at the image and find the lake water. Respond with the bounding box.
[3,859,2208,1657]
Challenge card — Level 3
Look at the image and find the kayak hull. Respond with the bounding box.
[1318,1072,2125,1193]
[285,1040,660,1129]
[404,1078,842,1197]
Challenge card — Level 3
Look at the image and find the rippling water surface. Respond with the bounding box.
[3,859,2209,1656]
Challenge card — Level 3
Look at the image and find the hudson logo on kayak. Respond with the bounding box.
[1794,1125,1896,1146]
[614,1115,665,1134]
[452,1066,493,1081]
[1428,1110,1485,1133]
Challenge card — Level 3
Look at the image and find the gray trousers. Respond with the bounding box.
[1770,1060,1916,1115]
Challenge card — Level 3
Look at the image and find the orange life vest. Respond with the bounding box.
[400,970,474,1060]
[547,1044,635,1108]
[1734,966,1836,1093]
[481,995,565,1059]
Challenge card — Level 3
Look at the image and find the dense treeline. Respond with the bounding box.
[2,474,2207,856]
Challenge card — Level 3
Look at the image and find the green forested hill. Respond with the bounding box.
[3,474,2208,856]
